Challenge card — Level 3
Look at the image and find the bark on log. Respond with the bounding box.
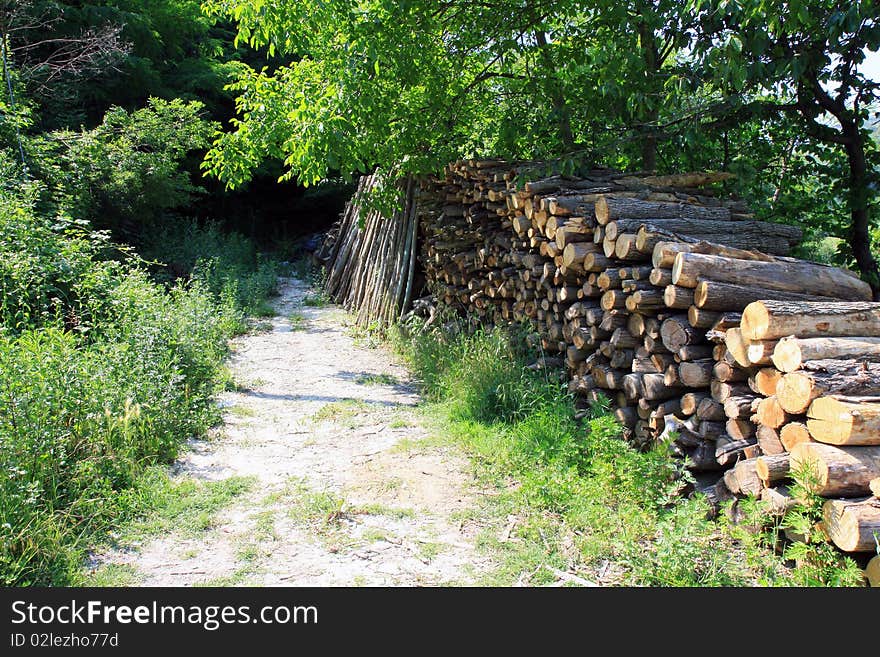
[673,254,872,301]
[790,443,880,496]
[595,195,732,225]
[678,359,714,387]
[741,300,880,340]
[760,486,798,516]
[693,279,839,311]
[771,336,880,372]
[756,425,786,455]
[696,397,726,421]
[776,360,880,414]
[687,306,721,329]
[755,453,790,485]
[651,240,775,269]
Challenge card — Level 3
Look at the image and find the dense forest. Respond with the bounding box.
[0,1,877,586]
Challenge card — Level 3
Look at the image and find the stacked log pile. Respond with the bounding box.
[417,161,877,491]
[321,158,880,579]
[710,299,880,571]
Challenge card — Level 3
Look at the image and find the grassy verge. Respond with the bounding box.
[0,186,281,585]
[389,317,864,586]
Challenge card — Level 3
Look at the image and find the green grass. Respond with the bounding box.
[114,473,256,541]
[81,563,143,587]
[251,301,277,318]
[390,320,808,587]
[289,311,309,331]
[354,503,416,520]
[355,372,400,386]
[311,399,378,428]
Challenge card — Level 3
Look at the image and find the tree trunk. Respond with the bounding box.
[842,124,880,300]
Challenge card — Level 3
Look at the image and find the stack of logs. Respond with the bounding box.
[416,159,878,582]
[713,300,880,580]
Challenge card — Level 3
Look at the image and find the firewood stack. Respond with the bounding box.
[710,299,880,566]
[416,161,878,546]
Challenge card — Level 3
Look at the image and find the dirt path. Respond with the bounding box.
[89,277,493,586]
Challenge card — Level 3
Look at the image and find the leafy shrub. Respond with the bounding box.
[141,219,279,314]
[32,98,216,240]
[0,175,254,585]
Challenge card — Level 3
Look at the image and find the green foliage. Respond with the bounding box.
[780,461,866,586]
[32,98,216,239]
[141,219,279,315]
[393,320,787,586]
[0,142,278,586]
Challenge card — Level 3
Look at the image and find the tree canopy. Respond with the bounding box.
[202,0,880,297]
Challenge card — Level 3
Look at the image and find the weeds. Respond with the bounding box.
[355,372,400,386]
[392,319,791,586]
[0,184,280,586]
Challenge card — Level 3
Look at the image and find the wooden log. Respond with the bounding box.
[865,555,880,587]
[660,315,703,352]
[776,360,880,414]
[711,380,750,403]
[696,397,725,422]
[771,336,880,373]
[746,340,778,367]
[595,195,732,225]
[562,242,601,268]
[673,254,872,301]
[724,395,757,420]
[642,372,684,401]
[724,328,753,368]
[727,458,764,496]
[751,368,783,396]
[790,443,880,496]
[756,425,786,455]
[713,360,749,384]
[652,240,775,269]
[614,233,644,261]
[755,453,790,485]
[664,285,695,310]
[741,300,880,340]
[806,397,880,446]
[760,486,798,516]
[716,436,758,467]
[726,418,756,441]
[693,279,839,311]
[755,396,789,429]
[677,359,714,387]
[822,497,880,552]
[780,422,813,452]
[626,289,665,312]
[649,268,673,287]
[681,392,710,416]
[687,306,721,329]
[636,220,801,253]
[583,252,613,272]
[677,344,714,361]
